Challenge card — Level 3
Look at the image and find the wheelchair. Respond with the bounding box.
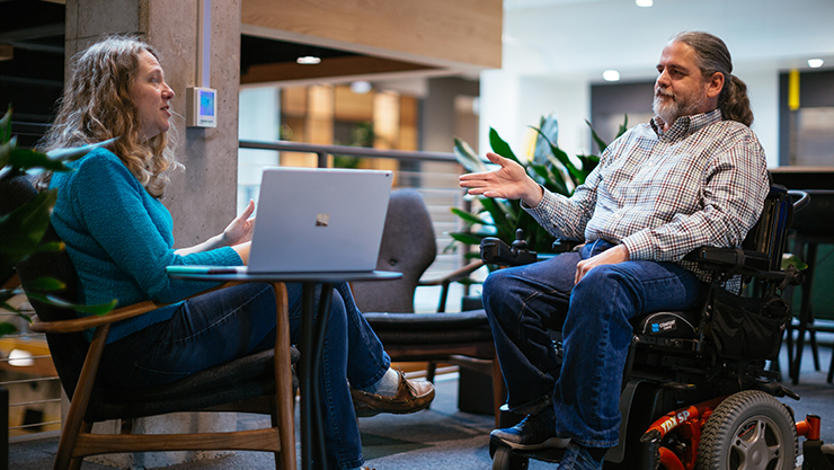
[480,185,834,470]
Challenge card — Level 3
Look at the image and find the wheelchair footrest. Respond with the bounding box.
[489,434,566,463]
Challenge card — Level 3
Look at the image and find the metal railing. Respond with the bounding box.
[0,304,64,443]
[240,139,459,166]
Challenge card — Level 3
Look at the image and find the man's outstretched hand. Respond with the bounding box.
[458,152,544,207]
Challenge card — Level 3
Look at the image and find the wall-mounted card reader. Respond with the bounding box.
[186,86,217,128]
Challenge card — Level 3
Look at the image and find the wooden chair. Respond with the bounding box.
[351,189,504,422]
[3,175,297,470]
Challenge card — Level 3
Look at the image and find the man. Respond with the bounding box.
[459,31,769,470]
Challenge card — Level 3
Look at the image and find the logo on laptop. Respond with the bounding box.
[315,213,330,227]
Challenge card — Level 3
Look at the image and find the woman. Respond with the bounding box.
[40,36,433,470]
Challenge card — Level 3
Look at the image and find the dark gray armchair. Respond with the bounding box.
[351,189,503,420]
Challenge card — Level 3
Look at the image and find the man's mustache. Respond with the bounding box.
[655,88,674,99]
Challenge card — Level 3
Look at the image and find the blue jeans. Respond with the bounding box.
[482,240,706,448]
[100,281,390,469]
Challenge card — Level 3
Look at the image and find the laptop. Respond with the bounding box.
[167,167,393,275]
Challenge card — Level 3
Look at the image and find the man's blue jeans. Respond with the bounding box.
[100,281,390,469]
[482,240,706,448]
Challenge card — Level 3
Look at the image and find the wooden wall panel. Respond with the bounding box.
[242,0,502,70]
[334,85,374,122]
[398,96,418,151]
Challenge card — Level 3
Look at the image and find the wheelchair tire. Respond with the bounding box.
[492,446,529,470]
[696,390,797,470]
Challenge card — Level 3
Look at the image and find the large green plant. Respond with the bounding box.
[449,115,627,261]
[0,107,116,335]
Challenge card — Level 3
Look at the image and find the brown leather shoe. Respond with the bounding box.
[351,370,435,417]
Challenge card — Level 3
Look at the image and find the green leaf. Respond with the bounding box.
[450,207,490,226]
[0,105,11,144]
[586,119,609,153]
[26,293,117,316]
[0,322,17,336]
[45,137,118,162]
[0,135,17,169]
[480,197,513,242]
[576,154,600,173]
[488,128,520,164]
[528,163,551,184]
[441,239,458,254]
[453,137,487,173]
[586,115,628,153]
[448,231,485,246]
[616,114,629,139]
[35,241,65,253]
[26,276,66,292]
[781,253,808,271]
[9,147,72,172]
[549,148,584,186]
[541,165,570,196]
[0,189,57,271]
[530,126,585,186]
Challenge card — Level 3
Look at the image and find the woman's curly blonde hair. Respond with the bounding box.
[39,36,180,197]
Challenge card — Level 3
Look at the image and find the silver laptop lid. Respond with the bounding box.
[248,167,393,273]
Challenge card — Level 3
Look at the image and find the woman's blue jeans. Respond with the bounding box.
[482,240,706,448]
[100,281,390,469]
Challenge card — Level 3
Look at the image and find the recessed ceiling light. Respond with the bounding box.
[297,56,321,65]
[602,70,621,82]
[635,0,653,7]
[350,81,372,94]
[808,58,824,68]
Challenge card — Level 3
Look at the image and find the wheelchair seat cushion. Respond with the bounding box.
[635,310,699,339]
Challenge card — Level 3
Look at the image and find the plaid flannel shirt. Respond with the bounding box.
[525,108,770,281]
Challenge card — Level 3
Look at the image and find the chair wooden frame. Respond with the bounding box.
[28,281,296,470]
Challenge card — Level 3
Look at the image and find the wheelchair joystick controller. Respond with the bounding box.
[480,228,538,266]
[511,228,529,251]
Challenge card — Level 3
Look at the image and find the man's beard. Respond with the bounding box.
[652,88,705,127]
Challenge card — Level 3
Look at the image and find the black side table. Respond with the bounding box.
[169,270,401,470]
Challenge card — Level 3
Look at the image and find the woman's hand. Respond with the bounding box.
[458,152,543,207]
[222,200,256,246]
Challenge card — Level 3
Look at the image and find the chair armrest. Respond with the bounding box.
[479,237,538,266]
[687,247,772,273]
[418,260,485,287]
[29,281,240,334]
[30,300,165,334]
[2,273,20,290]
[552,238,581,253]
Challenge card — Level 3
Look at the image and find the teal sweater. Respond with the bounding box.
[50,148,242,343]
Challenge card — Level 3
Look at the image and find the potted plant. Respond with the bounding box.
[0,106,115,459]
[1,106,116,320]
[449,115,628,266]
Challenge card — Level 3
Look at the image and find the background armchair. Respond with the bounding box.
[350,189,503,419]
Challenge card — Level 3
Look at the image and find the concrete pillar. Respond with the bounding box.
[64,0,241,466]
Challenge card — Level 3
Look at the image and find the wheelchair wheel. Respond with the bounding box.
[492,445,529,470]
[696,390,797,470]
